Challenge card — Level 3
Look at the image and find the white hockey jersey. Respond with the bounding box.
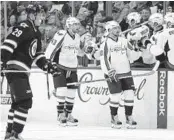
[45,30,81,69]
[100,36,131,75]
[150,28,174,65]
[127,25,156,64]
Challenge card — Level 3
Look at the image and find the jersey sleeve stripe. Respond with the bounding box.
[104,42,111,71]
[4,39,17,49]
[0,45,14,53]
[7,60,30,71]
[33,54,45,64]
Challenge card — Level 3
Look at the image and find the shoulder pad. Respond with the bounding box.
[56,30,66,36]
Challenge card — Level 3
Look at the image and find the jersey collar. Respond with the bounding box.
[67,30,75,40]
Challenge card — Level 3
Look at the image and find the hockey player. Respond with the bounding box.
[164,12,174,29]
[126,12,156,66]
[45,17,81,126]
[1,7,60,140]
[144,13,174,69]
[100,21,137,129]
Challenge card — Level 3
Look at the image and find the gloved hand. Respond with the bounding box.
[84,41,97,54]
[129,31,142,41]
[43,61,61,76]
[108,69,119,82]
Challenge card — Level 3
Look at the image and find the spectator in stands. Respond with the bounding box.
[112,2,130,31]
[169,1,174,12]
[140,7,151,22]
[93,11,106,36]
[61,2,72,16]
[167,5,173,13]
[95,16,113,44]
[7,14,17,35]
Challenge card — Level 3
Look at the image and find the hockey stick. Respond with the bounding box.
[1,70,61,74]
[46,72,51,100]
[67,61,160,86]
[122,21,149,34]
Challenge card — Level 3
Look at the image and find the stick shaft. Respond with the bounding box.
[122,21,149,34]
[67,71,155,86]
[46,73,50,99]
[1,70,47,73]
[67,61,160,86]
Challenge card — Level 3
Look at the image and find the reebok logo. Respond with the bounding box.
[159,72,166,116]
[157,71,168,128]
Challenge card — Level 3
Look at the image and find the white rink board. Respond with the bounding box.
[73,69,158,128]
[1,69,174,129]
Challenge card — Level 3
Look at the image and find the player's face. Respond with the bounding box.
[71,23,81,33]
[166,22,172,28]
[111,26,120,36]
[151,22,161,31]
[34,13,42,26]
[19,11,27,22]
[129,19,136,28]
[141,9,151,21]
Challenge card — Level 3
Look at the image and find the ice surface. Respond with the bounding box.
[1,121,174,140]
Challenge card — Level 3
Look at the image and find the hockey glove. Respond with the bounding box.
[43,61,61,76]
[108,69,119,82]
[84,41,97,54]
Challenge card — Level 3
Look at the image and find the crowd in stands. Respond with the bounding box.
[1,1,174,68]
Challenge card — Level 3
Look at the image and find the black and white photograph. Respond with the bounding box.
[0,1,174,140]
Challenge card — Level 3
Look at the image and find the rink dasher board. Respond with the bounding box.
[1,68,174,129]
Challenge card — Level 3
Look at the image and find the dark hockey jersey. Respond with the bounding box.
[1,20,47,73]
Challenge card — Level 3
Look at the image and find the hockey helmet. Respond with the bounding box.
[66,17,80,28]
[105,21,120,31]
[127,12,141,27]
[148,13,164,29]
[164,13,174,27]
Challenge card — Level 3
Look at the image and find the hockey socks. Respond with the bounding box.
[65,99,74,114]
[13,107,28,134]
[109,102,118,116]
[57,102,65,114]
[124,105,133,116]
[6,108,14,133]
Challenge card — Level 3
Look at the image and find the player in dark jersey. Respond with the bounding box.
[1,6,60,140]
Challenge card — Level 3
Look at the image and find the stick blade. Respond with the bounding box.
[152,61,160,71]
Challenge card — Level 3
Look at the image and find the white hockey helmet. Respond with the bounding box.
[164,13,174,27]
[66,17,80,28]
[105,21,120,31]
[148,13,164,29]
[127,12,141,26]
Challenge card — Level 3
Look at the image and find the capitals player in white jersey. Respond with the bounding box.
[100,21,137,129]
[45,17,81,126]
[144,13,174,69]
[126,12,156,65]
